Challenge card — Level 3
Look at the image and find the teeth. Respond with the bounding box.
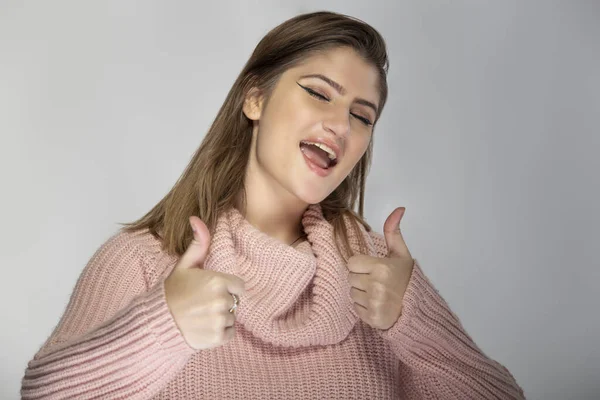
[301,141,337,160]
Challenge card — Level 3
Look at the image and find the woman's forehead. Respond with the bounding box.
[285,48,380,101]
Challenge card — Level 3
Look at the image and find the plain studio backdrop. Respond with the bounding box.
[1,1,598,399]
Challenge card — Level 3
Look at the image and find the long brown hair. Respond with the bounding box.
[120,11,389,261]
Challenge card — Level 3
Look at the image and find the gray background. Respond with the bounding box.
[1,1,598,399]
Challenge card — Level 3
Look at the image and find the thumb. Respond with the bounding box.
[383,207,409,258]
[178,216,211,269]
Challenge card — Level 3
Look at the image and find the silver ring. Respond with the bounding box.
[229,293,239,313]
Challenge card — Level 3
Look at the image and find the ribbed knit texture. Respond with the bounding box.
[21,203,525,399]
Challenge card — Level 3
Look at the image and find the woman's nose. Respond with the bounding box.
[322,107,350,138]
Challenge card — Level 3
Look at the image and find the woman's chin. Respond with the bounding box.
[293,184,337,205]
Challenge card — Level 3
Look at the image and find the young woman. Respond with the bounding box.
[21,11,525,399]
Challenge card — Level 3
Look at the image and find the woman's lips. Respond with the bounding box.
[300,146,334,177]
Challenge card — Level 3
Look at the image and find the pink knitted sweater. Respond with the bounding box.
[21,204,525,399]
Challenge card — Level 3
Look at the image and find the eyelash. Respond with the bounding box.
[299,84,373,127]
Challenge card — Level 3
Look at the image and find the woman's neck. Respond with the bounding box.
[235,195,308,246]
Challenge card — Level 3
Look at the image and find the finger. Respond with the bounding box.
[223,325,236,342]
[223,274,246,297]
[177,216,211,270]
[350,287,370,309]
[347,254,376,274]
[224,311,236,328]
[348,272,370,291]
[383,207,410,258]
[353,303,371,325]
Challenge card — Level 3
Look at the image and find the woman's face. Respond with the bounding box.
[244,46,380,205]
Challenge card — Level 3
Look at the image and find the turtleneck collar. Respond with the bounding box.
[201,203,378,348]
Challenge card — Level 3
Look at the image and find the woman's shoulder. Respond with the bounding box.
[88,228,172,284]
[100,228,164,260]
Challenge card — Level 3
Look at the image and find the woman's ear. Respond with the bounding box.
[242,88,264,121]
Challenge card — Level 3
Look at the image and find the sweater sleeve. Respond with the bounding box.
[20,231,196,400]
[367,231,526,400]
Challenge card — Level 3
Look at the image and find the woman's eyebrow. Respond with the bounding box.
[299,73,379,115]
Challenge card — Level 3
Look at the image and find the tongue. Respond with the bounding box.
[300,143,331,169]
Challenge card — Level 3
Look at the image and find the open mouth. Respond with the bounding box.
[299,141,338,169]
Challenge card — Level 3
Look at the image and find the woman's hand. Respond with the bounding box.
[348,207,414,330]
[164,217,246,351]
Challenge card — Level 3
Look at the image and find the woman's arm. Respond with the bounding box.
[368,232,525,399]
[21,232,196,400]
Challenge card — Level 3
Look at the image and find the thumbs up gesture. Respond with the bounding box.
[347,207,415,330]
[164,216,246,351]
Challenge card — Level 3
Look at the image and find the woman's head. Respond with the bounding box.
[244,46,380,207]
[122,11,389,258]
[239,12,388,206]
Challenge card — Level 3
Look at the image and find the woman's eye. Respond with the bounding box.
[298,83,330,101]
[298,82,373,127]
[306,88,329,101]
[351,113,373,127]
